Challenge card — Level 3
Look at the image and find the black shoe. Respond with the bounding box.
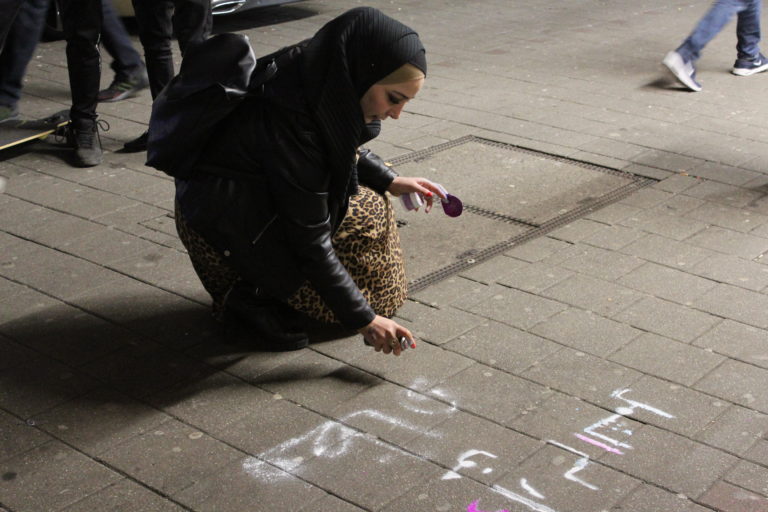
[66,120,107,167]
[122,130,148,152]
[222,283,309,351]
[98,68,150,102]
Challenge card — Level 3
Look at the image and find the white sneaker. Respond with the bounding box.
[663,51,702,92]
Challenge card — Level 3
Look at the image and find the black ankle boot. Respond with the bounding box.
[222,283,309,351]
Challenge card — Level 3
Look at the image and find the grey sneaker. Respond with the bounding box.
[67,120,107,167]
[732,53,768,76]
[663,51,702,92]
[98,68,149,102]
[0,104,19,123]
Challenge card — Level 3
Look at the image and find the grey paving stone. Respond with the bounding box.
[693,284,768,329]
[57,226,161,266]
[0,409,51,462]
[615,483,716,512]
[618,187,674,209]
[292,432,441,511]
[686,226,768,259]
[581,224,646,251]
[603,424,737,498]
[98,418,243,495]
[608,332,725,386]
[0,334,40,371]
[4,205,104,247]
[620,233,716,268]
[607,374,727,438]
[612,296,722,343]
[444,320,561,374]
[174,456,328,512]
[698,480,768,512]
[494,444,640,511]
[521,347,643,405]
[691,253,768,292]
[0,243,124,301]
[653,174,705,194]
[684,202,768,233]
[463,285,569,330]
[617,261,718,305]
[510,392,643,460]
[430,363,556,426]
[393,301,485,345]
[329,383,457,446]
[457,254,527,285]
[30,389,170,457]
[148,371,275,433]
[696,405,768,456]
[0,302,136,366]
[556,244,646,281]
[380,473,522,512]
[530,307,642,357]
[620,209,709,241]
[725,460,768,498]
[0,356,98,419]
[495,260,574,293]
[60,479,186,512]
[585,202,645,225]
[746,439,768,466]
[80,341,216,399]
[223,399,352,469]
[695,360,768,414]
[547,218,608,243]
[693,320,768,369]
[0,440,120,511]
[409,276,493,309]
[541,273,644,317]
[503,236,573,262]
[683,181,764,208]
[215,348,307,382]
[340,340,475,393]
[404,411,542,485]
[250,351,383,416]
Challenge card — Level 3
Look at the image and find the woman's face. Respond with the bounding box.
[360,78,425,123]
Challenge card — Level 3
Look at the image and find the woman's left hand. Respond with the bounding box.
[387,176,447,213]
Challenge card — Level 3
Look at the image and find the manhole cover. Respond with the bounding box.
[389,136,655,292]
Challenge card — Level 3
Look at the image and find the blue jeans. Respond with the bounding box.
[677,0,762,62]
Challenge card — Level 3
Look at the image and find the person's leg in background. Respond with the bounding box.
[123,0,173,151]
[732,0,768,74]
[60,0,105,167]
[173,0,212,54]
[0,0,49,121]
[98,0,149,102]
[123,0,211,152]
[0,0,24,53]
[663,0,745,91]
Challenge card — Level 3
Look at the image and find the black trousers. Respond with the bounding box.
[61,0,103,128]
[131,0,212,99]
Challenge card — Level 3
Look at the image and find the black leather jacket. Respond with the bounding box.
[176,47,397,330]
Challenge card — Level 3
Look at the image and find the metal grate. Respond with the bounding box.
[389,136,657,293]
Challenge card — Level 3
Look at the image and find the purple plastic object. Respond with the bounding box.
[441,194,463,217]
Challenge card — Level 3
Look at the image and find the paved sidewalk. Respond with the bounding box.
[2,1,768,511]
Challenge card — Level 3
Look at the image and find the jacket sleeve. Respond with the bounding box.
[261,109,376,330]
[356,147,398,194]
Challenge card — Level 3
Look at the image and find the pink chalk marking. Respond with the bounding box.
[467,500,510,512]
[575,433,624,455]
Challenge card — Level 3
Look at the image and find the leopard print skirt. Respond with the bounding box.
[175,185,407,325]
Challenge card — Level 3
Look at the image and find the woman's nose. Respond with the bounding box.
[388,103,405,120]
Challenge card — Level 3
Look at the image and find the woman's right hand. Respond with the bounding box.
[358,315,416,356]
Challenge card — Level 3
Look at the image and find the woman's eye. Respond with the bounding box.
[388,94,401,105]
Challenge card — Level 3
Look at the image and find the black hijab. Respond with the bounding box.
[300,7,426,208]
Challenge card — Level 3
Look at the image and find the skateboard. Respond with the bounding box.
[0,110,70,151]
